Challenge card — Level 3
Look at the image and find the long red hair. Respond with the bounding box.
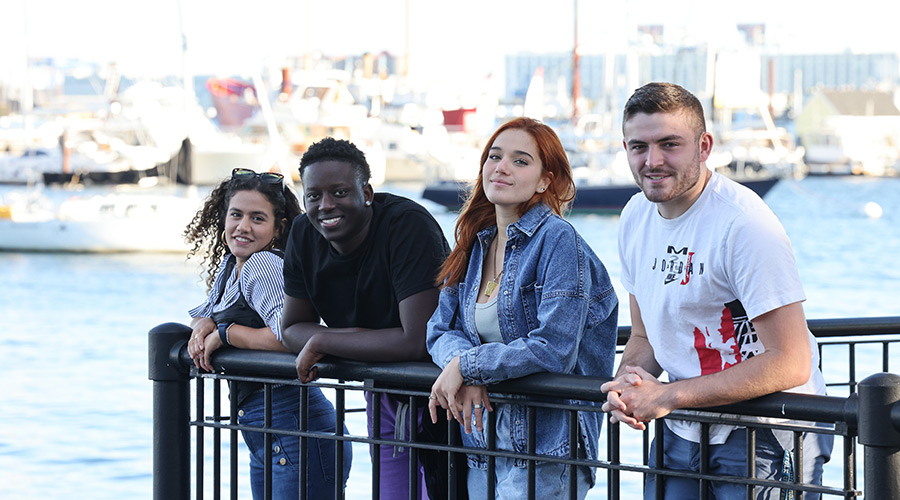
[436,117,575,288]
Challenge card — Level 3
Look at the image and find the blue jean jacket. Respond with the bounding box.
[426,204,618,470]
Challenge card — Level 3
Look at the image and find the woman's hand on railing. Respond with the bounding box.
[429,356,464,424]
[428,356,494,433]
[188,317,216,371]
[198,332,224,372]
[458,385,492,434]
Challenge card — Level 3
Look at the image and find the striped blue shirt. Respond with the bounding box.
[188,251,286,341]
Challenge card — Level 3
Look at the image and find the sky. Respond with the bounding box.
[2,0,899,89]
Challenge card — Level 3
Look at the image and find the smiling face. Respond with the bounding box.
[301,160,374,254]
[481,128,549,210]
[224,189,278,265]
[623,110,713,218]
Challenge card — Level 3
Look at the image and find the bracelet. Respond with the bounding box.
[217,322,233,346]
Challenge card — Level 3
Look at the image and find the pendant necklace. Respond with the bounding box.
[484,240,503,297]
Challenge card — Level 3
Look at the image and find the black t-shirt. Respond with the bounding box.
[283,192,449,329]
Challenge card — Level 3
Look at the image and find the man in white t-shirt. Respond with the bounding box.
[600,82,833,499]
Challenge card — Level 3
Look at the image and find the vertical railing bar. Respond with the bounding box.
[212,379,221,500]
[654,420,663,500]
[264,384,273,500]
[372,389,381,500]
[746,426,756,500]
[335,385,346,500]
[195,377,204,500]
[793,430,803,499]
[568,408,578,500]
[699,422,709,500]
[527,407,536,500]
[884,341,890,373]
[448,415,461,500]
[229,384,238,500]
[817,343,824,373]
[299,385,308,500]
[487,408,496,500]
[609,417,620,500]
[843,434,855,500]
[643,425,650,466]
[849,343,857,393]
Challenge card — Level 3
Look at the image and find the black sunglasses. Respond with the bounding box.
[232,168,284,184]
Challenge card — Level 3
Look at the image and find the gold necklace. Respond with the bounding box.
[484,240,503,297]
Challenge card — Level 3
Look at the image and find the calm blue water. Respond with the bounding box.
[0,175,898,499]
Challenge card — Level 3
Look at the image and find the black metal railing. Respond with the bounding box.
[149,317,900,500]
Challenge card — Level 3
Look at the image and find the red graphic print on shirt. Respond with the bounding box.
[692,303,744,375]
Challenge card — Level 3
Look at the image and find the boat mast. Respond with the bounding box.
[176,0,191,185]
[571,0,581,124]
[404,0,411,78]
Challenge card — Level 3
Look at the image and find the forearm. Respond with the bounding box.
[305,326,429,362]
[616,334,663,378]
[667,348,811,409]
[281,322,350,353]
[227,325,288,352]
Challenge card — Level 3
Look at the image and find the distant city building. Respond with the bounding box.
[505,49,899,114]
[762,53,899,94]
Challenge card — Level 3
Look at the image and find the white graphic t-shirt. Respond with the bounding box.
[618,172,826,444]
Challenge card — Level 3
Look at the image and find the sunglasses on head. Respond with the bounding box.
[232,168,284,184]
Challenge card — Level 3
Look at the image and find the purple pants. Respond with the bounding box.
[365,392,430,500]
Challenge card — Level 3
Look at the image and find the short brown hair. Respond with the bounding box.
[623,82,706,139]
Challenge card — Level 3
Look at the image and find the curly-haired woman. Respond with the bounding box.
[184,168,351,499]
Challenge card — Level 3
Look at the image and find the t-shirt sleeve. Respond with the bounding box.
[282,215,311,300]
[617,199,637,295]
[725,207,806,320]
[388,208,449,302]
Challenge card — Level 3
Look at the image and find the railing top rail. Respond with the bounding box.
[173,344,859,428]
[616,316,900,344]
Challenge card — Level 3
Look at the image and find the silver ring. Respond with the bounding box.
[473,403,483,409]
[429,395,437,400]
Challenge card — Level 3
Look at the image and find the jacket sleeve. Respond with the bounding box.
[426,285,478,368]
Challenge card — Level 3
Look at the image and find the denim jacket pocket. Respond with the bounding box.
[518,281,541,333]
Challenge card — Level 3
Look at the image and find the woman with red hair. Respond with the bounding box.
[426,117,619,498]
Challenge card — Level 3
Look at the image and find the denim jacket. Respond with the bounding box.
[426,203,618,470]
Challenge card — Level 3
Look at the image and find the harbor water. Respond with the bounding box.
[0,175,898,499]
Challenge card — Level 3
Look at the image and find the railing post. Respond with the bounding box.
[149,322,192,500]
[858,372,900,498]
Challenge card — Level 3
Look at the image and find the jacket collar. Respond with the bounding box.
[477,203,553,242]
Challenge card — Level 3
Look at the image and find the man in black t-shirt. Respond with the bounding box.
[282,137,449,500]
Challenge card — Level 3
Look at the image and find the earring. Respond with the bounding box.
[539,187,546,192]
[365,200,372,206]
[221,231,228,245]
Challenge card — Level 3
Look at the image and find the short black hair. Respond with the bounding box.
[299,137,371,186]
[623,82,707,139]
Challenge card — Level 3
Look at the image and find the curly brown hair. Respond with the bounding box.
[183,174,303,292]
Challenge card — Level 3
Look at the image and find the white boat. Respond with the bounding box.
[0,186,203,253]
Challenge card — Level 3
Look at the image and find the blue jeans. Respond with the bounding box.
[645,422,833,500]
[466,404,592,500]
[238,385,352,500]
